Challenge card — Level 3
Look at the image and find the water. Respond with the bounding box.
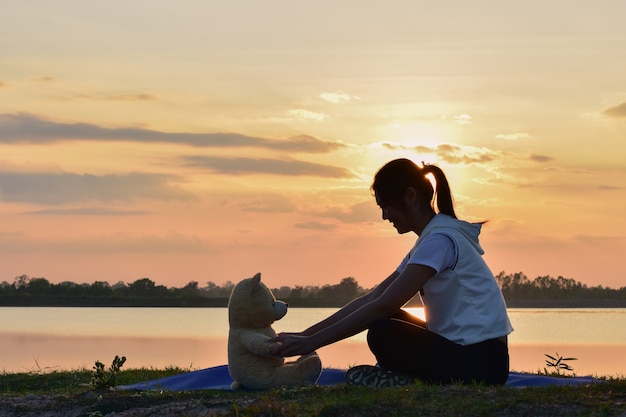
[1,307,624,377]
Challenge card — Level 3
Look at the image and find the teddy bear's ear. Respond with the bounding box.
[250,273,262,293]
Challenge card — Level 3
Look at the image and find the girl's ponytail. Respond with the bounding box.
[422,163,457,219]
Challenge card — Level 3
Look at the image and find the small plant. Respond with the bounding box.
[90,355,127,390]
[543,352,577,376]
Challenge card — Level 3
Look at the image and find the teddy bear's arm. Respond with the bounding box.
[239,330,278,356]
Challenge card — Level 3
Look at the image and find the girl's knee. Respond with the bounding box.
[368,316,391,334]
[366,317,394,347]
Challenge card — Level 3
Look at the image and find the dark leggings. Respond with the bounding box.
[367,310,509,386]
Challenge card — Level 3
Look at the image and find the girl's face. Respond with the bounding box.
[375,195,413,234]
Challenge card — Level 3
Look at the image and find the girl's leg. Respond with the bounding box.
[367,313,458,383]
[458,337,509,385]
[367,311,509,385]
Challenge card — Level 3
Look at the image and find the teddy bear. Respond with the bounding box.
[227,273,322,390]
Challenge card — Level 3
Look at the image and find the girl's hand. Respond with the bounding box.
[274,331,301,339]
[272,333,316,357]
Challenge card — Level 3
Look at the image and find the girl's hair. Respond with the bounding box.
[371,158,457,219]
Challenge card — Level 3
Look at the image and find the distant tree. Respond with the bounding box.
[220,281,235,297]
[111,281,127,291]
[289,286,305,299]
[90,281,113,296]
[334,277,360,300]
[273,286,292,299]
[127,278,168,297]
[176,281,201,297]
[302,285,322,298]
[27,277,51,295]
[0,280,16,296]
[315,277,362,303]
[184,281,199,290]
[13,275,30,290]
[203,281,219,295]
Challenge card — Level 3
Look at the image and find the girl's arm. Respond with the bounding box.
[274,264,435,357]
[296,270,400,336]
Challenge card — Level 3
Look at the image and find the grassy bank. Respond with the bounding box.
[1,367,625,417]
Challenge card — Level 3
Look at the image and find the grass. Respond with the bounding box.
[1,367,625,417]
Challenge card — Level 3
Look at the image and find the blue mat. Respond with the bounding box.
[118,365,600,391]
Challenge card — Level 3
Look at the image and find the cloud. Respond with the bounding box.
[239,194,297,213]
[0,231,207,254]
[530,154,554,162]
[294,221,337,231]
[602,102,626,118]
[35,76,56,82]
[496,132,531,141]
[74,93,158,102]
[428,144,495,164]
[320,91,357,104]
[287,109,326,121]
[22,207,150,216]
[573,234,624,245]
[0,113,345,153]
[0,81,7,88]
[379,142,496,164]
[182,155,355,178]
[0,171,194,205]
[453,114,472,125]
[317,201,379,224]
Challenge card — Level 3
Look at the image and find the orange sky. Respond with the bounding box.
[1,1,625,290]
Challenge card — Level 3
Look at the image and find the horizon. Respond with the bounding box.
[1,1,625,290]
[3,270,624,292]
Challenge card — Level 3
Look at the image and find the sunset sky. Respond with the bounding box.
[1,1,625,290]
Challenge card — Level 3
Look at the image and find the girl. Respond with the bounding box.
[273,158,512,386]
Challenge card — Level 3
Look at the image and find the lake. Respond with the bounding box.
[1,307,624,377]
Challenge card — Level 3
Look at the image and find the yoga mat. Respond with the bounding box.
[118,364,601,391]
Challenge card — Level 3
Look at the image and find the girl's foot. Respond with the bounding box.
[345,365,415,388]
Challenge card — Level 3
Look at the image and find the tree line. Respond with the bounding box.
[494,272,626,307]
[0,275,369,307]
[0,272,624,307]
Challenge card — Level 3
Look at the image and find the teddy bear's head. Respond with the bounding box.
[228,273,288,329]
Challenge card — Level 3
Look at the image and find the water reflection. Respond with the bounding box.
[2,332,623,378]
[1,307,624,378]
[0,333,221,373]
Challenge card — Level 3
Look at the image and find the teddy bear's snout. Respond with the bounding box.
[273,300,288,320]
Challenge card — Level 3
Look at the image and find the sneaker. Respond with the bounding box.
[345,365,415,388]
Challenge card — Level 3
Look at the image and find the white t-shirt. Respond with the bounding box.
[393,214,513,345]
[396,233,458,274]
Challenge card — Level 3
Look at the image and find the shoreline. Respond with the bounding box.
[1,299,625,308]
